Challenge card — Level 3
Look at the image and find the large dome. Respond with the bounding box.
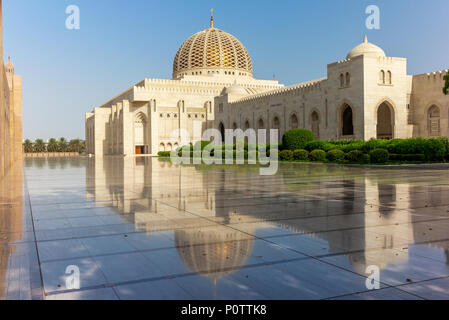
[347,36,386,60]
[173,16,253,79]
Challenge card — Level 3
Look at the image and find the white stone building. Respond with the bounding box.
[86,16,449,156]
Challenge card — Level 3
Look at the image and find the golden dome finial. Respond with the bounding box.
[364,35,368,43]
[210,8,214,28]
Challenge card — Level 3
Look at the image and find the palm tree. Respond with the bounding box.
[33,139,46,153]
[23,139,33,153]
[47,138,58,152]
[58,137,68,152]
[68,139,86,153]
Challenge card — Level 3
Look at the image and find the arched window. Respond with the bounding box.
[311,111,320,139]
[258,118,265,129]
[386,71,392,84]
[244,120,250,130]
[380,70,385,84]
[159,143,165,152]
[342,105,354,136]
[218,122,225,143]
[428,105,441,137]
[167,143,173,151]
[232,122,237,130]
[340,73,345,87]
[290,114,298,129]
[346,72,351,86]
[272,116,281,142]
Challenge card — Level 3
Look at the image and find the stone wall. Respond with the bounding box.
[0,0,22,182]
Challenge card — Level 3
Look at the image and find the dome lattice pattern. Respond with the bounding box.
[173,27,253,77]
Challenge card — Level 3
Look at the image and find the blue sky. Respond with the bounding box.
[3,0,449,140]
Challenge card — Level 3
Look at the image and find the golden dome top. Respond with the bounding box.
[173,18,253,79]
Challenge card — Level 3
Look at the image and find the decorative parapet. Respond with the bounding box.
[230,78,327,105]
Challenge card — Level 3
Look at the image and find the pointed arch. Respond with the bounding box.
[375,100,395,139]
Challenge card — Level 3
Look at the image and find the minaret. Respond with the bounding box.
[210,8,214,28]
[0,0,3,64]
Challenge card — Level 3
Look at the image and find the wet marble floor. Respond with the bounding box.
[1,157,449,300]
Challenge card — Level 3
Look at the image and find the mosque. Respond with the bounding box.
[85,13,449,156]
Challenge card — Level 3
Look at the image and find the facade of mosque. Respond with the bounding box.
[0,0,22,179]
[85,15,448,156]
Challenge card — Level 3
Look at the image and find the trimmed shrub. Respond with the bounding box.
[346,150,365,163]
[305,141,335,152]
[362,153,371,164]
[158,151,171,157]
[422,138,446,161]
[280,150,294,161]
[310,149,326,162]
[437,137,449,159]
[361,139,389,153]
[370,148,389,163]
[293,149,309,161]
[327,139,363,146]
[282,129,315,151]
[327,149,345,162]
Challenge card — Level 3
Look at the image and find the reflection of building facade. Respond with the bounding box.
[0,0,22,179]
[86,13,449,156]
[86,158,449,285]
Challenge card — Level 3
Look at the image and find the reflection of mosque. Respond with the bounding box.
[86,158,449,286]
[0,161,23,299]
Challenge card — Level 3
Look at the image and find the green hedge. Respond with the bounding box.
[158,151,171,157]
[345,150,365,163]
[282,129,315,151]
[293,149,309,161]
[370,149,389,164]
[327,150,345,162]
[310,150,326,161]
[280,150,294,161]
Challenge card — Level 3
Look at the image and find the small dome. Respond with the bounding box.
[347,36,386,59]
[221,82,248,96]
[173,13,252,79]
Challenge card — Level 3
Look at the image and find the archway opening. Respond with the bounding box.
[342,105,354,136]
[428,105,441,137]
[134,113,147,154]
[377,102,394,139]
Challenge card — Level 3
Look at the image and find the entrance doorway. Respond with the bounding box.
[135,146,145,155]
[377,102,394,139]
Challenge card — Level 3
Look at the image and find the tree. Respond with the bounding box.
[47,138,58,152]
[68,139,83,153]
[444,73,449,95]
[58,137,68,152]
[23,139,33,153]
[33,139,46,153]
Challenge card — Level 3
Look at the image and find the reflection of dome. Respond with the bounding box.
[175,227,254,280]
[173,14,253,79]
[346,36,386,59]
